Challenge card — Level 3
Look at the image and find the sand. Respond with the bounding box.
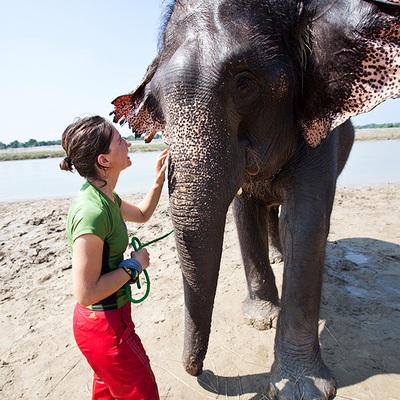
[0,185,399,400]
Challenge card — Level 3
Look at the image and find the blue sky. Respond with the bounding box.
[0,1,398,144]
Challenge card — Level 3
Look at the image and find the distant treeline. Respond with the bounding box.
[0,133,163,150]
[354,122,400,129]
[0,138,61,150]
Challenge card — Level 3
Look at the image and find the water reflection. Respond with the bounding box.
[1,140,399,202]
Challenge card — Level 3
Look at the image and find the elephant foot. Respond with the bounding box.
[269,247,283,264]
[242,297,280,330]
[268,358,336,400]
[269,242,283,264]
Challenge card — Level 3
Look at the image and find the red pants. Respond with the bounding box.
[73,302,159,400]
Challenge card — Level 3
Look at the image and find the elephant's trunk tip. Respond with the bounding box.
[183,357,204,376]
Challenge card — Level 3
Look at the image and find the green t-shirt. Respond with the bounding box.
[66,180,129,310]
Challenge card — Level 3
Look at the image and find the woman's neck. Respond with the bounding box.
[89,175,118,203]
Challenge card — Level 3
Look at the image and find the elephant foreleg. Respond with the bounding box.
[269,188,336,400]
[233,193,280,330]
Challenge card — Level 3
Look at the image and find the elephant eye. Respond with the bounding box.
[233,71,262,105]
[236,76,254,92]
[235,72,258,92]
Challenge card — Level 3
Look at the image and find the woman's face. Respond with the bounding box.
[105,127,132,172]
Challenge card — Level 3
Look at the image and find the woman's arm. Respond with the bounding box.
[121,149,168,223]
[72,234,149,307]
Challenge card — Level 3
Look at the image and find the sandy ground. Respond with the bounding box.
[0,185,399,400]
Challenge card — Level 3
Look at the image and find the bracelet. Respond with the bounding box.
[121,267,139,283]
[118,258,143,284]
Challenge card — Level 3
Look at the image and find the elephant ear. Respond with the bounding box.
[299,0,400,148]
[110,56,165,143]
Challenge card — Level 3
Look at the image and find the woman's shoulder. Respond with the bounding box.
[68,185,107,219]
[67,190,112,240]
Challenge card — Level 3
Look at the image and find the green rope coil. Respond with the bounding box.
[124,229,174,304]
[124,269,151,304]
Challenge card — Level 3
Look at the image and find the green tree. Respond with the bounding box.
[9,140,22,149]
[26,138,39,147]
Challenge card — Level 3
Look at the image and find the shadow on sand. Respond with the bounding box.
[197,237,400,398]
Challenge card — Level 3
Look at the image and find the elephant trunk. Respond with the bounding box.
[167,112,243,375]
[174,203,226,376]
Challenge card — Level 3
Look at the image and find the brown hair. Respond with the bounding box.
[59,116,114,186]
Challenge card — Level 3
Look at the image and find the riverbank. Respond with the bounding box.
[0,186,399,399]
[0,140,168,161]
[354,127,400,140]
[1,128,399,161]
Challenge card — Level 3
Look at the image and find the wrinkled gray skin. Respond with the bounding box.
[112,0,400,398]
[265,125,354,267]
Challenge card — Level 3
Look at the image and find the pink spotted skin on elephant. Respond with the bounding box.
[111,1,400,399]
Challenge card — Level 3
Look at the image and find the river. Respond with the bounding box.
[1,140,399,202]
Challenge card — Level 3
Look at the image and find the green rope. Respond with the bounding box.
[124,270,151,304]
[124,229,174,304]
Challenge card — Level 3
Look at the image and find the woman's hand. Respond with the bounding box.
[121,149,168,223]
[154,149,168,185]
[130,247,150,270]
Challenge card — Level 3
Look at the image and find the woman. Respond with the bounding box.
[60,115,168,399]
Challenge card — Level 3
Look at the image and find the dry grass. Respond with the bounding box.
[0,141,168,161]
[355,127,400,140]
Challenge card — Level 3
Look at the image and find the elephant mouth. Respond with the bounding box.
[239,132,260,175]
[244,146,263,175]
[242,144,286,185]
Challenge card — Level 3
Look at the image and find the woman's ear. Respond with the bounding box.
[97,154,111,168]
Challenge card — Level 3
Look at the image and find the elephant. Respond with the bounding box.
[111,1,400,399]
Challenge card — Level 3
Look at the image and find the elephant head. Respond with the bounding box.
[112,1,399,398]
